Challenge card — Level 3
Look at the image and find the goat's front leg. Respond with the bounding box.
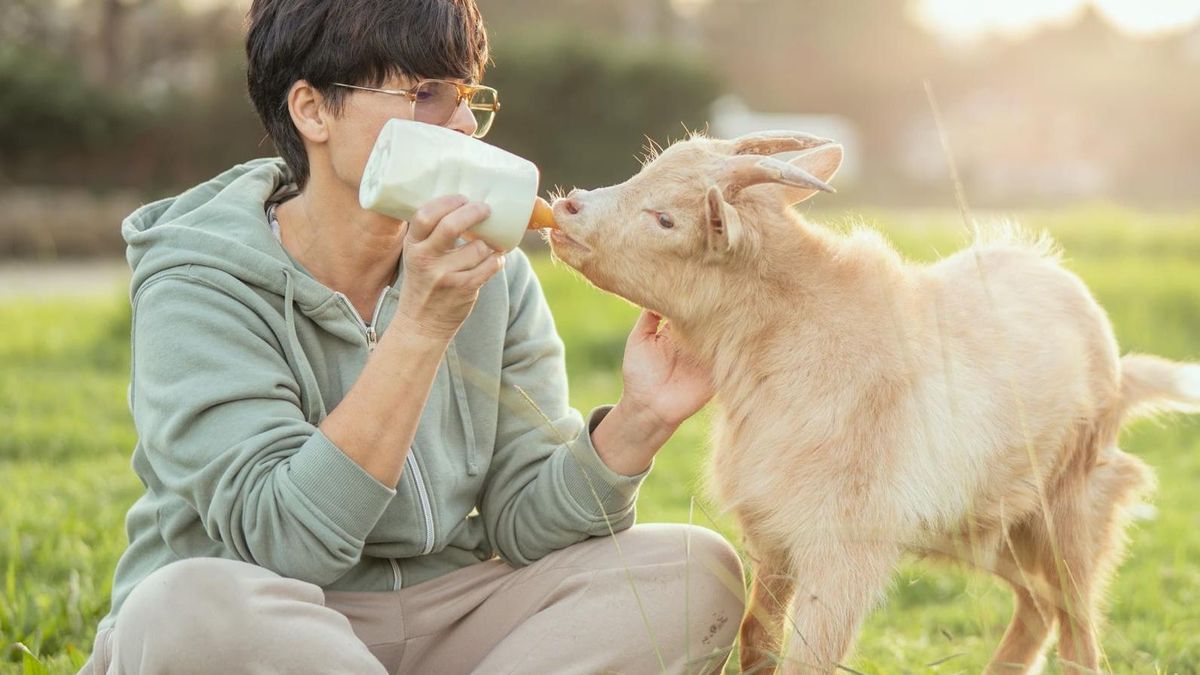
[739,549,795,674]
[778,540,899,675]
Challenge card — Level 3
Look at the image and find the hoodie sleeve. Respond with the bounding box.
[478,250,651,566]
[130,273,396,586]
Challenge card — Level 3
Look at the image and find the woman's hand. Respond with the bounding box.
[591,309,715,476]
[394,195,505,341]
[619,309,715,428]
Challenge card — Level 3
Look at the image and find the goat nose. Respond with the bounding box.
[567,188,588,199]
[563,198,582,215]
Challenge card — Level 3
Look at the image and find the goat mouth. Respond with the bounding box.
[549,228,592,253]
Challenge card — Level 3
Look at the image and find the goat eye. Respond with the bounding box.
[656,212,675,229]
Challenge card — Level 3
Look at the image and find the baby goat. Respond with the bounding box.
[546,131,1199,674]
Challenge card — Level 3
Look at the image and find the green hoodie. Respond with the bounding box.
[100,158,649,630]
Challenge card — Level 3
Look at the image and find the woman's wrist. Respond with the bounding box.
[590,397,678,476]
[385,303,459,347]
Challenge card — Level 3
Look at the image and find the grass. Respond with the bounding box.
[2,205,1198,673]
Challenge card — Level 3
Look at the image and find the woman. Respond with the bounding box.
[79,0,744,673]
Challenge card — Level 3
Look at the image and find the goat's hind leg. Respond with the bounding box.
[1047,451,1152,674]
[984,523,1058,674]
[987,562,1057,672]
[989,584,1056,674]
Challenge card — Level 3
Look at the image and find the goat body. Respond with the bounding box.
[703,220,1166,673]
[546,132,1197,674]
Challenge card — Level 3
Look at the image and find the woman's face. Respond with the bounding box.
[323,75,480,193]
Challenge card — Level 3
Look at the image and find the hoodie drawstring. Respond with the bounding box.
[281,268,327,423]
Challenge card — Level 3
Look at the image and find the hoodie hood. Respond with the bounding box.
[122,158,369,341]
[121,157,380,426]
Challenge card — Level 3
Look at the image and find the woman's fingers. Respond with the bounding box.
[407,195,470,243]
[448,250,506,288]
[441,239,496,272]
[633,308,663,339]
[425,201,492,252]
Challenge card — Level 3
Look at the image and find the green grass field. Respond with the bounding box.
[2,206,1198,674]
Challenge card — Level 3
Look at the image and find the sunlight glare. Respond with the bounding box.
[916,0,1200,40]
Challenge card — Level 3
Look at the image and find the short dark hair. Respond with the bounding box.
[246,0,489,189]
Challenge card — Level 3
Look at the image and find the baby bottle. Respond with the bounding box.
[359,118,556,251]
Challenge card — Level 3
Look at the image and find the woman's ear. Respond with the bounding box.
[287,80,330,144]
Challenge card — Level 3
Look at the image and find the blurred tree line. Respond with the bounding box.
[0,0,263,191]
[1,0,1198,206]
[0,0,718,198]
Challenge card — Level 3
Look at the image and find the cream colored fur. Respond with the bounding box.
[546,132,1197,674]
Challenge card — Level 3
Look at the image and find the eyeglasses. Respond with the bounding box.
[332,79,500,138]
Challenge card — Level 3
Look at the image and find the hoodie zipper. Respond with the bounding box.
[335,287,390,351]
[336,287,437,576]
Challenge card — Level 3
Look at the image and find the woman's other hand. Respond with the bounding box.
[619,309,715,429]
[591,309,716,476]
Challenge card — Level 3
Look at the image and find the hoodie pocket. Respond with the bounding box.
[363,468,429,558]
[405,445,437,555]
[446,341,481,475]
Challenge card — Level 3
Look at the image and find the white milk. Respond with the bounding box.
[359,118,541,252]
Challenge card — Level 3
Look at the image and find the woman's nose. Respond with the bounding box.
[446,99,479,137]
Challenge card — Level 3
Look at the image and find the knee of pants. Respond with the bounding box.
[116,558,321,665]
[681,525,745,595]
[678,525,745,622]
[633,524,745,594]
[633,526,746,624]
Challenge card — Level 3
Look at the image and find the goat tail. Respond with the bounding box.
[1119,353,1200,421]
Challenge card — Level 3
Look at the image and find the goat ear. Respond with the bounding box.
[705,184,743,258]
[782,144,844,205]
[730,130,833,156]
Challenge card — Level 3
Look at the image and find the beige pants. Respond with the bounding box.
[80,524,745,674]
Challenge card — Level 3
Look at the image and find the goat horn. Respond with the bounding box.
[730,130,834,156]
[718,155,836,197]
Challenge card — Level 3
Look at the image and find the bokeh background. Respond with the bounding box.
[2,1,1198,673]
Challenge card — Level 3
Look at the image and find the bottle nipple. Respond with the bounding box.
[527,197,558,231]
